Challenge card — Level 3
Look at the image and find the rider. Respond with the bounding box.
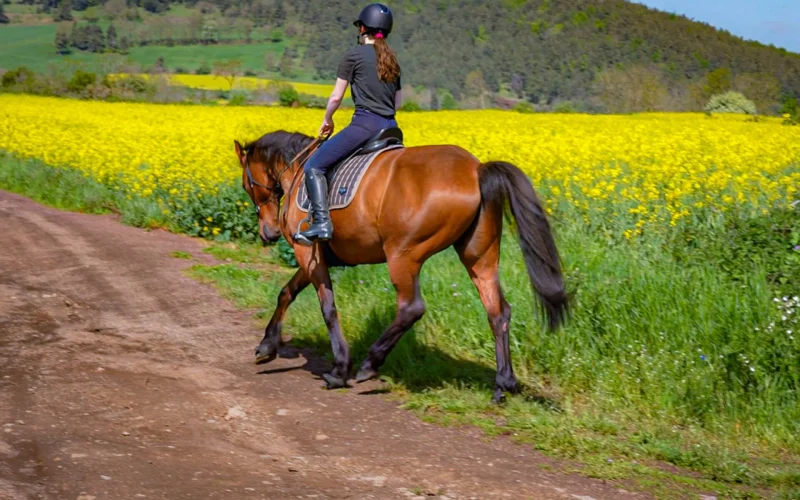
[294,3,402,246]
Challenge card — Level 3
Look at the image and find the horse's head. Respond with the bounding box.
[234,140,282,244]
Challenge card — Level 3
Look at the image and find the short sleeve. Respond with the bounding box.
[397,74,402,90]
[336,50,356,81]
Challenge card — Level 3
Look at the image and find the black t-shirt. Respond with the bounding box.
[336,44,401,118]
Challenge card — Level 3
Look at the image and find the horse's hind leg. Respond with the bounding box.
[455,205,519,403]
[356,258,425,383]
[255,268,310,364]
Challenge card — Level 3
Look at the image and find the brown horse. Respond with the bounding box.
[233,130,568,402]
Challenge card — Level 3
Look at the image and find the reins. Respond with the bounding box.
[279,132,331,226]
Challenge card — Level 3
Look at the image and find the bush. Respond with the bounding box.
[399,99,422,112]
[244,69,257,77]
[276,84,298,107]
[67,70,97,94]
[705,91,757,115]
[297,92,326,109]
[513,101,535,113]
[441,93,458,110]
[1,67,37,90]
[195,62,211,75]
[554,101,577,113]
[227,91,248,106]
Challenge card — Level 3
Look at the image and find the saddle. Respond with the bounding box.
[296,127,404,212]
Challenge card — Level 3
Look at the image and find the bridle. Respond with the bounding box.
[243,134,329,216]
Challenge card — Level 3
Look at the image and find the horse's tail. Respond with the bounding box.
[478,161,569,331]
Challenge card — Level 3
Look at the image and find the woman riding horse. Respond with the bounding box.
[295,3,402,246]
[234,3,569,403]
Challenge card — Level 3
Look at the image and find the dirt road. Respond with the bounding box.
[0,190,642,500]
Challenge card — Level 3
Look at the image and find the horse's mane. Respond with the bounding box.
[244,130,314,167]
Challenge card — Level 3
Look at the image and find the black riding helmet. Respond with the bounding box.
[353,3,394,35]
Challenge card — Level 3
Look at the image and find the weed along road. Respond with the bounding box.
[0,189,635,500]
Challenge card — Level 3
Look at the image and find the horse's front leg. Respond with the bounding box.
[300,249,351,389]
[255,268,310,364]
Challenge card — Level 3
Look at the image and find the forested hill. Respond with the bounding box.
[297,0,800,112]
[6,0,800,112]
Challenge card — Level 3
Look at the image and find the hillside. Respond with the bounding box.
[2,0,799,113]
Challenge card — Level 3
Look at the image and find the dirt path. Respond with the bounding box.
[0,190,644,500]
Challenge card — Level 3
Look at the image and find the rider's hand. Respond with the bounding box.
[319,118,334,138]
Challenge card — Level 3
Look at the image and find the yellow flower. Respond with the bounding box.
[1,94,798,241]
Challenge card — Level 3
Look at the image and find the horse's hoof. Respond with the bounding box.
[491,389,507,405]
[322,373,347,389]
[355,366,379,383]
[254,343,278,365]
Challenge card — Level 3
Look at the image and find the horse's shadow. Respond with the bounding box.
[256,302,561,410]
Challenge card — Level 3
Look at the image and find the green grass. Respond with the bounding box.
[0,151,167,228]
[0,22,317,79]
[187,230,800,498]
[2,150,799,498]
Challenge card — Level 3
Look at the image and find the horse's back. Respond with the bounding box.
[375,144,483,253]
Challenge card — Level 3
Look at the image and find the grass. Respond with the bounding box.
[185,234,800,498]
[0,21,317,80]
[2,151,799,498]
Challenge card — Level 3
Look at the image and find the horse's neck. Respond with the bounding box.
[280,164,303,199]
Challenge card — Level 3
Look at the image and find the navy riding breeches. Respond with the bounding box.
[303,108,398,174]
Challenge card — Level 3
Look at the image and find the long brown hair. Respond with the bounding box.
[372,34,400,83]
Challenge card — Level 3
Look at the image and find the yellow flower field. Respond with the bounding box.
[1,94,798,234]
[114,73,346,98]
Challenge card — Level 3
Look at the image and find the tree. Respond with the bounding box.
[734,73,781,115]
[703,67,732,98]
[430,88,439,111]
[465,69,488,109]
[54,0,73,21]
[212,59,242,89]
[103,0,125,19]
[0,3,10,24]
[106,24,118,52]
[705,91,757,115]
[153,56,167,73]
[594,65,668,113]
[119,35,129,53]
[274,0,285,23]
[264,52,276,72]
[511,73,525,98]
[201,18,218,44]
[278,47,293,78]
[55,30,72,54]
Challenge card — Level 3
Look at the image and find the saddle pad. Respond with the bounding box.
[296,144,403,212]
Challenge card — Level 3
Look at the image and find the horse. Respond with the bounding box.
[233,129,569,403]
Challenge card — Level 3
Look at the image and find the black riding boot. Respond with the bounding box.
[294,168,333,246]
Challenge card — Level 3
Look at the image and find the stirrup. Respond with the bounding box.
[293,215,313,246]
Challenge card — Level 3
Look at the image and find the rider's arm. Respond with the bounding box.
[394,89,402,109]
[324,78,349,122]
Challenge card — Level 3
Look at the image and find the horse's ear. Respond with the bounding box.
[233,140,245,167]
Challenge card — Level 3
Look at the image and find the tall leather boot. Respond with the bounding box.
[294,168,333,246]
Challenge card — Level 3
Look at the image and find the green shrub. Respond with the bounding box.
[227,91,248,106]
[195,62,211,75]
[399,99,422,112]
[1,67,37,90]
[276,84,299,107]
[705,91,757,115]
[513,101,535,113]
[67,70,97,94]
[554,101,577,113]
[297,92,326,109]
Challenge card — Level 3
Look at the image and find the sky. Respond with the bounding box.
[634,0,800,53]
